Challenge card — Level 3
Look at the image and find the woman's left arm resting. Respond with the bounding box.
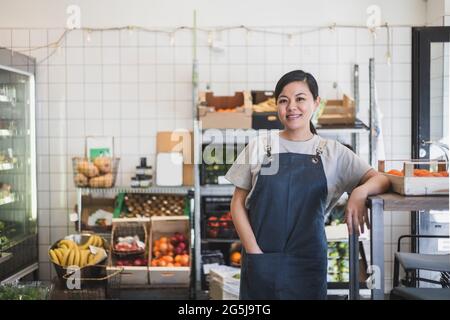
[345,169,391,235]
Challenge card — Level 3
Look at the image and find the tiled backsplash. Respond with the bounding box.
[1,26,412,289]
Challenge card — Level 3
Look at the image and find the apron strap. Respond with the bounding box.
[265,131,272,159]
[312,138,327,163]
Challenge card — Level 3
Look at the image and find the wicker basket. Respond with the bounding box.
[72,157,120,188]
[111,221,148,258]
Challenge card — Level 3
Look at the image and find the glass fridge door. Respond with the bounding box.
[0,65,37,279]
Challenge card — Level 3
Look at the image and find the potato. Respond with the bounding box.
[89,173,113,188]
[74,173,88,187]
[77,160,99,178]
[94,157,112,174]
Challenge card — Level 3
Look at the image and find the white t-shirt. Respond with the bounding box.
[224,131,372,215]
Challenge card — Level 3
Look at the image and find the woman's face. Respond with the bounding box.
[277,81,320,132]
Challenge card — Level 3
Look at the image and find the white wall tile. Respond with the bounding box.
[247,46,265,65]
[84,119,103,136]
[103,119,121,136]
[121,83,139,100]
[12,29,29,48]
[392,100,411,118]
[0,29,11,48]
[50,172,67,191]
[67,119,85,137]
[393,27,412,45]
[301,46,320,64]
[48,119,66,138]
[121,47,139,65]
[393,45,412,64]
[120,29,138,47]
[174,46,192,64]
[120,137,140,155]
[67,65,84,83]
[392,82,411,100]
[84,47,102,65]
[48,100,66,119]
[103,65,120,83]
[84,30,102,47]
[66,101,84,119]
[265,47,283,64]
[121,120,139,137]
[38,210,50,227]
[156,64,174,82]
[37,173,50,191]
[139,30,155,46]
[102,30,119,46]
[247,65,266,83]
[174,65,191,83]
[66,29,83,47]
[392,118,411,136]
[84,65,102,83]
[121,102,139,119]
[320,46,338,64]
[156,83,174,100]
[67,137,84,156]
[139,47,157,64]
[139,118,157,136]
[48,84,66,101]
[121,65,138,83]
[139,83,156,100]
[39,244,50,263]
[103,101,121,119]
[156,47,174,64]
[103,83,120,101]
[66,47,84,65]
[102,47,120,64]
[30,29,47,47]
[85,83,103,100]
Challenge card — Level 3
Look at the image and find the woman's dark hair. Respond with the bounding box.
[274,70,319,135]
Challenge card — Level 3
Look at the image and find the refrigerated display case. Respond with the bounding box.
[0,48,38,282]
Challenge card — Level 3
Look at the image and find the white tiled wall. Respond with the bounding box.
[1,26,413,289]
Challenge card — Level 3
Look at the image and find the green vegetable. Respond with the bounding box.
[232,273,240,280]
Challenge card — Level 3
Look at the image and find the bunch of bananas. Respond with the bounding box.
[48,235,105,267]
[252,98,277,112]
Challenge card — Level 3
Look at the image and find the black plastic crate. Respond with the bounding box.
[201,250,225,290]
[200,144,245,185]
[201,197,237,240]
[252,112,284,130]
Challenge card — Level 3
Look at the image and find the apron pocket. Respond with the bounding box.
[244,252,282,300]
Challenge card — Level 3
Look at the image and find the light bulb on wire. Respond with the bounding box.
[288,34,294,47]
[207,31,214,47]
[169,32,175,46]
[86,29,92,43]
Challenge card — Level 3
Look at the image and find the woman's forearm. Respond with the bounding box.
[230,190,262,254]
[355,172,390,196]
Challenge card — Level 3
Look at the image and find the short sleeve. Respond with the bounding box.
[225,144,252,190]
[337,144,372,194]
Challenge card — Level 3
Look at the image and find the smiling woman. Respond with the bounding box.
[225,70,391,300]
[275,70,319,140]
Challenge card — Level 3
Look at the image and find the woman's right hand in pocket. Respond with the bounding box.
[246,246,263,254]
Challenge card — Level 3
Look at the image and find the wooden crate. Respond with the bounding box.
[108,220,150,285]
[198,91,253,129]
[379,160,449,196]
[148,216,191,286]
[318,94,355,125]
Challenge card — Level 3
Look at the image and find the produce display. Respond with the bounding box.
[206,211,236,239]
[120,194,185,218]
[327,242,349,282]
[387,169,449,177]
[73,157,116,188]
[115,257,147,267]
[151,232,190,267]
[49,235,106,267]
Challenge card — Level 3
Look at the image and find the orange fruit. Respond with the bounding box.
[230,252,241,264]
[151,260,158,267]
[159,237,168,243]
[180,254,189,266]
[174,262,181,267]
[158,260,167,267]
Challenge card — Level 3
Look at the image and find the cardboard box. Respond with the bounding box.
[198,91,253,129]
[156,131,194,186]
[379,160,449,195]
[148,216,191,286]
[318,94,355,125]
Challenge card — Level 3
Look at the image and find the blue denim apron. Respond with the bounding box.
[240,138,328,300]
